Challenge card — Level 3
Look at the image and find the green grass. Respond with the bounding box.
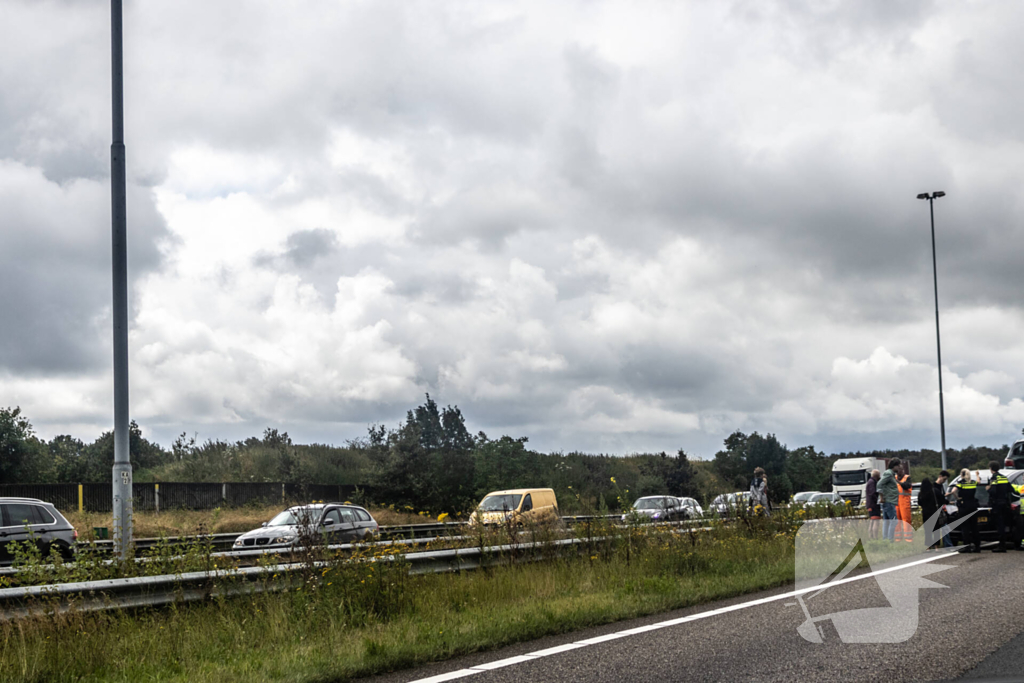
[0,517,801,682]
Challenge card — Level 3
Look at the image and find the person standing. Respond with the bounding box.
[918,476,940,549]
[951,469,981,553]
[935,470,953,548]
[878,459,901,542]
[1011,480,1024,551]
[896,466,914,543]
[750,467,770,516]
[986,461,1012,553]
[866,469,881,540]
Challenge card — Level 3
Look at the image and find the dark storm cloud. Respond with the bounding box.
[0,1,170,375]
[0,165,167,373]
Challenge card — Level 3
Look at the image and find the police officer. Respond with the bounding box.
[1012,480,1024,551]
[951,469,981,553]
[986,460,1012,553]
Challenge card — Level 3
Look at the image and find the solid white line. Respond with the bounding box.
[407,549,963,682]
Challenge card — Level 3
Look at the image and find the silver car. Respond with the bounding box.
[232,503,378,551]
[0,497,77,564]
[622,495,690,522]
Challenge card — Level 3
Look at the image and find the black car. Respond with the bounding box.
[0,497,77,564]
[946,469,1023,544]
[1004,439,1024,469]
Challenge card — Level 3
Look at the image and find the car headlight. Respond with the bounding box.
[273,537,292,545]
[652,513,660,519]
[233,539,243,547]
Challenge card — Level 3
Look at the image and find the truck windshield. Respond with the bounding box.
[832,470,867,486]
[479,494,523,512]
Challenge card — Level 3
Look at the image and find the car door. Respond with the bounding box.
[1,503,39,560]
[0,505,15,563]
[320,507,343,544]
[520,493,534,524]
[337,508,359,541]
[351,508,373,539]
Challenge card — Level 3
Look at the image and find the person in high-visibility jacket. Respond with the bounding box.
[896,470,914,543]
[951,470,981,553]
[1012,482,1024,551]
[986,461,1012,553]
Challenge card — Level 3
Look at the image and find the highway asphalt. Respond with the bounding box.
[362,547,1024,683]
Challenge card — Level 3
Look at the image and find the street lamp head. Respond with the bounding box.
[917,193,930,200]
[933,191,946,198]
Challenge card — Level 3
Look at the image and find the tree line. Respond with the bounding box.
[0,401,1014,514]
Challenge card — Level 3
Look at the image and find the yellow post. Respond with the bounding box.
[78,484,84,512]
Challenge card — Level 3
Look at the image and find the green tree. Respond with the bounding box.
[82,421,169,482]
[712,430,792,502]
[0,407,47,483]
[786,445,831,493]
[47,435,88,482]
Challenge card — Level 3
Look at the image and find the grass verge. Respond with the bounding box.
[0,516,798,682]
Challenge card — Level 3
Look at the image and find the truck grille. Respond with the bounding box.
[839,493,862,506]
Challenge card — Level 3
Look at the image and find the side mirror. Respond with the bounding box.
[323,518,334,526]
[261,522,267,527]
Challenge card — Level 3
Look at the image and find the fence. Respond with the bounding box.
[0,483,370,513]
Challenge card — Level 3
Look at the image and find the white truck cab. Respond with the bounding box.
[831,457,887,507]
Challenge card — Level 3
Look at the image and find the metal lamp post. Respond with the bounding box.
[111,0,133,559]
[916,191,947,472]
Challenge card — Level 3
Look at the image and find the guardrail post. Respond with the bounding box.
[155,483,160,514]
[78,484,84,513]
[222,483,227,505]
[281,482,285,504]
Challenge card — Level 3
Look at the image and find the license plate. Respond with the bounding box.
[978,516,988,523]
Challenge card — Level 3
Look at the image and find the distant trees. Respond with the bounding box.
[1,403,1014,513]
[0,407,47,483]
[713,430,791,501]
[367,394,477,513]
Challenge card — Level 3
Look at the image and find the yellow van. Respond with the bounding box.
[470,488,560,527]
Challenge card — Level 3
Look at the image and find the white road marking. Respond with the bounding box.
[407,548,965,682]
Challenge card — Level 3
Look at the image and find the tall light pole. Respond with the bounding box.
[916,191,947,471]
[111,0,133,559]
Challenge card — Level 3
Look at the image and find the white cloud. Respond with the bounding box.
[3,1,1024,457]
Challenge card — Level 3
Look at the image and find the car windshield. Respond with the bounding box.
[479,494,522,512]
[634,498,667,510]
[832,470,867,486]
[793,492,816,502]
[810,494,833,503]
[267,509,317,526]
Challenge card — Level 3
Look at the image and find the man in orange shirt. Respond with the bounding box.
[896,467,914,543]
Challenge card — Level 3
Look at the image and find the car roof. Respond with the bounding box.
[288,502,366,510]
[952,468,1024,484]
[484,488,552,495]
[0,497,45,503]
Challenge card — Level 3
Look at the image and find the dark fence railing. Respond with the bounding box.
[0,483,371,513]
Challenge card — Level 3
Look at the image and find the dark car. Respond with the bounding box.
[946,469,1023,544]
[0,497,77,564]
[1004,439,1024,469]
[232,503,379,551]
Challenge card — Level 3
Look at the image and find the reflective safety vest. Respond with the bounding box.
[958,481,978,509]
[990,473,1011,506]
[1014,484,1024,515]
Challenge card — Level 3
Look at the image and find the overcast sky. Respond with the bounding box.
[3,0,1024,458]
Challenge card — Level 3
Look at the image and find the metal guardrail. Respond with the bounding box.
[0,535,598,619]
[0,510,869,618]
